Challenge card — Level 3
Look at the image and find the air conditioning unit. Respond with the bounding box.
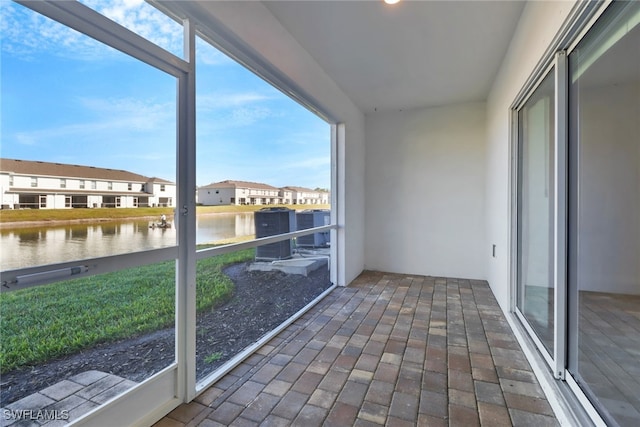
[296,209,330,248]
[254,208,295,260]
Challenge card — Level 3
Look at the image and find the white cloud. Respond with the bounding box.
[272,130,330,147]
[197,91,283,128]
[77,96,174,130]
[8,95,177,179]
[196,45,236,67]
[1,0,183,60]
[0,2,113,61]
[86,0,183,55]
[229,106,277,126]
[196,38,233,66]
[14,133,38,147]
[198,92,275,111]
[12,96,174,145]
[283,156,331,170]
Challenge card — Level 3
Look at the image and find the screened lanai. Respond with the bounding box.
[1,1,638,426]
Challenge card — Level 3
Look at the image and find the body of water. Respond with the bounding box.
[1,213,255,271]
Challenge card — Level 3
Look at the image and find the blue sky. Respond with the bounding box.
[0,0,330,190]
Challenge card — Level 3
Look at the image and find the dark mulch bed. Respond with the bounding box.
[0,262,332,406]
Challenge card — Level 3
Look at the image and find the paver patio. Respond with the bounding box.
[155,271,558,426]
[1,371,136,427]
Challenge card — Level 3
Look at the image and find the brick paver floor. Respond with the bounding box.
[1,371,136,427]
[155,271,558,426]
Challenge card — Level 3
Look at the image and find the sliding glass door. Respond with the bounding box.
[515,2,639,425]
[516,71,556,358]
[568,2,640,425]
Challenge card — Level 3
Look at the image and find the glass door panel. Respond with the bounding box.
[568,2,640,425]
[517,70,556,356]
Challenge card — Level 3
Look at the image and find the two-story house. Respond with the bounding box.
[0,158,175,209]
[282,186,325,205]
[197,181,330,206]
[197,180,281,206]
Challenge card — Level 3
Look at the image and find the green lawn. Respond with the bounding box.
[0,248,254,373]
[0,204,330,224]
[0,207,174,223]
[0,203,330,372]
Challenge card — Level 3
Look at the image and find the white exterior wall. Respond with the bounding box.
[2,194,19,207]
[0,174,152,209]
[291,191,303,204]
[485,1,576,310]
[119,195,140,208]
[343,119,366,286]
[0,174,16,207]
[149,182,176,207]
[51,194,66,209]
[290,190,323,205]
[198,187,236,205]
[2,172,174,209]
[280,191,292,204]
[112,181,131,192]
[88,195,102,208]
[246,188,262,204]
[68,179,83,190]
[364,102,487,280]
[263,189,279,204]
[10,175,32,188]
[37,177,59,190]
[304,191,320,204]
[198,186,284,206]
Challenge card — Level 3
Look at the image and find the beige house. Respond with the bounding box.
[278,187,293,205]
[0,158,175,209]
[197,180,281,206]
[198,181,330,206]
[282,186,328,205]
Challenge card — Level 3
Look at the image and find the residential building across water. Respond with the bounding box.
[0,158,175,209]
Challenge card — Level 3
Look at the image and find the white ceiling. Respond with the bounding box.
[262,1,525,113]
[156,0,525,115]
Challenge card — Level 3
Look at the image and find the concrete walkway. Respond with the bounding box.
[155,271,558,426]
[1,371,136,426]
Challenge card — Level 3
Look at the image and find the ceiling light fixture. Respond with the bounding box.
[384,0,401,5]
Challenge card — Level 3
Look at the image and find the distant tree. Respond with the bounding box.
[314,187,329,192]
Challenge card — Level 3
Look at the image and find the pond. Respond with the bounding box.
[0,212,255,271]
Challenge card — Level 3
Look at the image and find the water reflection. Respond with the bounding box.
[0,213,255,270]
[18,229,44,243]
[196,212,254,243]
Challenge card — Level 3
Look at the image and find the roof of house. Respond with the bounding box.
[148,177,175,184]
[200,180,279,190]
[0,158,174,184]
[282,186,318,193]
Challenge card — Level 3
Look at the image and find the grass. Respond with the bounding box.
[204,352,223,364]
[0,207,174,223]
[0,204,330,224]
[0,203,330,372]
[0,248,254,373]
